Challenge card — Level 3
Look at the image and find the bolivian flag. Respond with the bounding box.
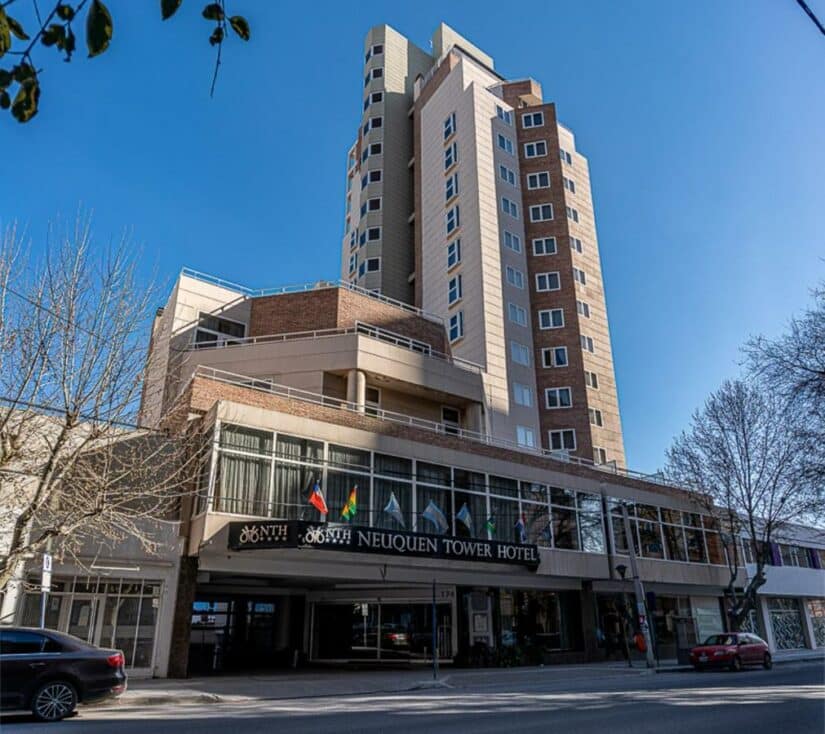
[341,486,358,521]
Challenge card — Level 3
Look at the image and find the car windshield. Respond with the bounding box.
[703,634,737,646]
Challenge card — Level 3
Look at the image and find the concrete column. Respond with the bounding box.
[800,598,816,650]
[346,369,357,404]
[756,596,776,652]
[346,369,366,413]
[167,556,198,678]
[466,403,484,434]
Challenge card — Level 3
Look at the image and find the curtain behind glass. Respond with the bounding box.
[373,478,412,530]
[216,453,269,515]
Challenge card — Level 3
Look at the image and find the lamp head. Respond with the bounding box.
[616,563,627,580]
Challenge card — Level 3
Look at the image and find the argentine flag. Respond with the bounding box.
[383,491,406,528]
[422,500,449,534]
[455,503,473,534]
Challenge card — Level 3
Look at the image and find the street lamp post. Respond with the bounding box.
[615,564,633,668]
[620,504,656,668]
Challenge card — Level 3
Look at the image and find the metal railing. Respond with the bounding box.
[190,366,685,492]
[188,321,485,375]
[180,268,443,324]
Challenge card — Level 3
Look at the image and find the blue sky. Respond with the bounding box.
[2,0,823,473]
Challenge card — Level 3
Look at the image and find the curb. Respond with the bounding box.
[655,655,825,674]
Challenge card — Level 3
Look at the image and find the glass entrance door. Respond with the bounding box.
[67,597,99,644]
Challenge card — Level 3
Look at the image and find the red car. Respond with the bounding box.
[690,632,772,672]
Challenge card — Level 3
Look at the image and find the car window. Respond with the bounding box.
[703,634,736,646]
[0,630,50,654]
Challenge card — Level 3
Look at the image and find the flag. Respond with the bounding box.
[308,480,328,515]
[484,515,496,536]
[341,486,358,522]
[422,500,449,534]
[455,503,473,534]
[383,491,405,528]
[515,514,528,544]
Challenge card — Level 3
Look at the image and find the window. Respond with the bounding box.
[365,386,381,415]
[589,408,603,427]
[505,266,525,289]
[581,334,595,352]
[448,312,464,342]
[444,112,457,140]
[365,44,383,62]
[369,116,383,131]
[442,406,461,432]
[535,272,561,292]
[367,226,381,241]
[444,142,458,170]
[194,312,246,347]
[522,111,544,128]
[348,254,356,274]
[542,346,568,368]
[533,237,557,255]
[513,382,533,407]
[503,231,522,252]
[549,429,576,451]
[573,267,587,285]
[560,148,572,164]
[448,274,463,305]
[364,67,383,86]
[0,630,57,654]
[447,239,461,270]
[496,105,513,125]
[364,91,383,108]
[499,164,517,186]
[366,257,381,272]
[366,197,381,212]
[529,203,553,222]
[508,302,527,326]
[546,387,572,409]
[446,205,460,235]
[501,197,519,218]
[563,176,576,193]
[369,142,382,156]
[538,308,564,329]
[566,206,579,223]
[577,300,591,318]
[570,237,583,253]
[497,133,514,154]
[511,341,530,366]
[585,370,599,389]
[445,172,459,201]
[369,170,382,183]
[527,171,550,189]
[358,262,366,277]
[593,447,607,464]
[517,426,536,448]
[524,140,548,158]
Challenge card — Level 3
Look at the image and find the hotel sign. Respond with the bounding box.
[227,520,540,570]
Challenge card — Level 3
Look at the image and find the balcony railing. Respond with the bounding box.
[190,365,685,493]
[180,267,443,324]
[188,321,485,375]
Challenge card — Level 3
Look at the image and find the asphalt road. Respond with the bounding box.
[2,662,823,734]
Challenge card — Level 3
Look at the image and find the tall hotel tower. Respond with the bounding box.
[341,23,626,468]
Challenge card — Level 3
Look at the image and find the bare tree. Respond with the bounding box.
[745,285,825,485]
[665,379,822,631]
[0,216,204,594]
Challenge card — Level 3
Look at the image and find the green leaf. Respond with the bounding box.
[0,69,11,89]
[209,26,223,46]
[56,4,76,21]
[64,26,76,60]
[86,0,113,58]
[12,63,35,83]
[0,9,12,59]
[161,0,183,20]
[0,90,9,110]
[11,79,39,122]
[41,24,66,48]
[202,3,224,21]
[6,15,29,41]
[229,16,249,41]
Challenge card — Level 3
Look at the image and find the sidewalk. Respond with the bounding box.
[114,661,650,707]
[112,650,825,708]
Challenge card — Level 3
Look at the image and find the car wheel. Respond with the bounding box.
[32,680,77,722]
[763,653,772,670]
[730,656,742,672]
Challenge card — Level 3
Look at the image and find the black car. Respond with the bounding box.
[0,627,127,722]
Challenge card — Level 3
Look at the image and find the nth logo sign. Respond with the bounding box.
[227,520,540,570]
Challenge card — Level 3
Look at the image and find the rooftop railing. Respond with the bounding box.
[191,365,682,493]
[180,267,443,324]
[188,321,485,375]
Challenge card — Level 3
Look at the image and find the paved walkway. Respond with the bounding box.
[115,649,825,707]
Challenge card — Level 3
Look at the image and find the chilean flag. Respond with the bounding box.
[309,481,328,515]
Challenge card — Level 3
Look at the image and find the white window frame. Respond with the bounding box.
[503,231,522,253]
[549,429,576,452]
[496,105,513,125]
[447,239,461,270]
[366,257,381,273]
[577,300,591,318]
[545,387,573,410]
[581,335,595,353]
[505,266,525,289]
[448,274,463,305]
[560,148,572,165]
[501,197,519,219]
[570,237,583,253]
[444,112,457,140]
[585,370,599,389]
[446,205,460,235]
[444,142,458,170]
[542,346,568,368]
[445,172,459,202]
[510,341,531,366]
[524,140,548,158]
[589,408,604,427]
[594,447,607,464]
[499,164,517,186]
[522,111,545,128]
[535,272,561,292]
[508,302,527,326]
[527,171,550,190]
[566,206,579,223]
[367,197,382,212]
[538,308,564,330]
[513,382,533,407]
[532,237,557,256]
[573,267,587,286]
[497,133,514,155]
[449,311,464,343]
[563,176,576,194]
[367,226,381,241]
[517,426,536,448]
[529,203,554,222]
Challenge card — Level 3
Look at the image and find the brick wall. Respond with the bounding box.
[248,287,448,353]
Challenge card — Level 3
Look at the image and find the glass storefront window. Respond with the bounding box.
[579,511,605,553]
[326,470,368,525]
[489,496,520,542]
[639,521,664,559]
[329,444,371,471]
[373,478,412,530]
[523,502,551,546]
[686,529,707,563]
[417,462,451,487]
[664,525,687,561]
[489,476,518,498]
[552,507,579,550]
